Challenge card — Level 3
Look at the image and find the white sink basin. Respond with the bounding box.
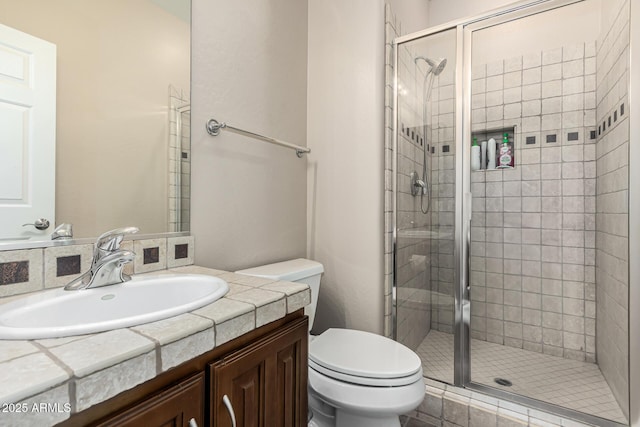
[0,273,229,340]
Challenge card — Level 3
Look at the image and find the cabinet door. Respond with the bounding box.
[210,317,308,427]
[95,372,204,427]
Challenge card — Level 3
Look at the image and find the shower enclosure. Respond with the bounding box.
[391,0,631,425]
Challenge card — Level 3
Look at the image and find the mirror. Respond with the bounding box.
[0,0,191,242]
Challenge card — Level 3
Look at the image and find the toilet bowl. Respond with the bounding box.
[236,258,425,427]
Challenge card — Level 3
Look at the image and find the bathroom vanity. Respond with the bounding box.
[64,313,308,427]
[0,265,311,427]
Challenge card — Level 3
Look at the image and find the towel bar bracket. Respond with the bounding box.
[206,119,225,136]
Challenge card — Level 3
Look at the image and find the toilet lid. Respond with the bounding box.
[309,329,422,386]
[235,258,323,282]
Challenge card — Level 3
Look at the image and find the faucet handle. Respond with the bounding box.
[99,250,136,267]
[95,227,139,251]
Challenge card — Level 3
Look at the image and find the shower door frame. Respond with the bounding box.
[392,17,468,385]
[392,1,627,425]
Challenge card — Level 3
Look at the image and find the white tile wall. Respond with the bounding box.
[594,0,630,420]
[469,42,597,363]
[384,4,399,338]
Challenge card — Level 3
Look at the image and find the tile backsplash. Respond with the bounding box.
[44,244,93,289]
[134,238,168,274]
[0,250,44,297]
[0,260,30,286]
[167,235,195,268]
[0,236,194,298]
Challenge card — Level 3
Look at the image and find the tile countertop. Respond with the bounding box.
[0,265,311,426]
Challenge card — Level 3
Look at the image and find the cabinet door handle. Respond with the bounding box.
[222,394,237,427]
[188,418,198,427]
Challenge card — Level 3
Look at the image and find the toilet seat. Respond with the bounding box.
[309,328,422,387]
[308,367,426,419]
[309,359,423,387]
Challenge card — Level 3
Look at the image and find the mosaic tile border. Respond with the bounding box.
[0,236,195,298]
[0,250,43,297]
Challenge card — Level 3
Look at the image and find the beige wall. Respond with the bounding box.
[427,0,516,27]
[386,0,430,35]
[0,0,190,238]
[191,0,386,335]
[307,0,386,334]
[190,0,308,271]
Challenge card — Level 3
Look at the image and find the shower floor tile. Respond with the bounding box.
[416,330,627,424]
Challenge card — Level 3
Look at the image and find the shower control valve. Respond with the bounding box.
[410,171,427,196]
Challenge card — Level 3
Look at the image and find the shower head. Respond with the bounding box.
[414,56,447,76]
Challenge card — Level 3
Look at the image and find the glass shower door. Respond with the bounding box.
[464,1,630,424]
[394,28,458,385]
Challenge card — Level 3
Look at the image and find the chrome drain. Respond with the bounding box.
[494,378,512,387]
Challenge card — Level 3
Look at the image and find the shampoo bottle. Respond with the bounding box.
[480,140,487,169]
[508,133,515,167]
[471,137,481,171]
[487,138,497,169]
[498,132,514,169]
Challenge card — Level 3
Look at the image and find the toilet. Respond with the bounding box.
[236,258,425,427]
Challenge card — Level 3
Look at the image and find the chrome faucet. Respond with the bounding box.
[64,227,139,291]
[51,223,73,240]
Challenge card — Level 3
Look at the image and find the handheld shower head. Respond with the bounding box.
[414,56,447,76]
[412,55,448,215]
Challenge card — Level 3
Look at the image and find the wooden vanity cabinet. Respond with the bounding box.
[60,313,308,427]
[94,372,204,427]
[210,315,308,427]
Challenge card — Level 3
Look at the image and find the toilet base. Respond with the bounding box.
[335,410,401,427]
[308,391,335,427]
[308,372,424,427]
[309,406,401,427]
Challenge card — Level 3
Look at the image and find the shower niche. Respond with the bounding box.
[470,126,516,171]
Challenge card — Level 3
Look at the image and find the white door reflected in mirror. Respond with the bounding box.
[0,23,56,241]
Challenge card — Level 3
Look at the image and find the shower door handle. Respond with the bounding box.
[466,227,471,294]
[464,192,473,224]
[464,192,473,293]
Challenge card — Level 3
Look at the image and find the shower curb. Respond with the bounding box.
[404,378,605,427]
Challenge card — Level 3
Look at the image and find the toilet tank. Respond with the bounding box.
[235,258,323,331]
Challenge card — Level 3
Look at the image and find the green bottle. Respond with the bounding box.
[498,132,513,168]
